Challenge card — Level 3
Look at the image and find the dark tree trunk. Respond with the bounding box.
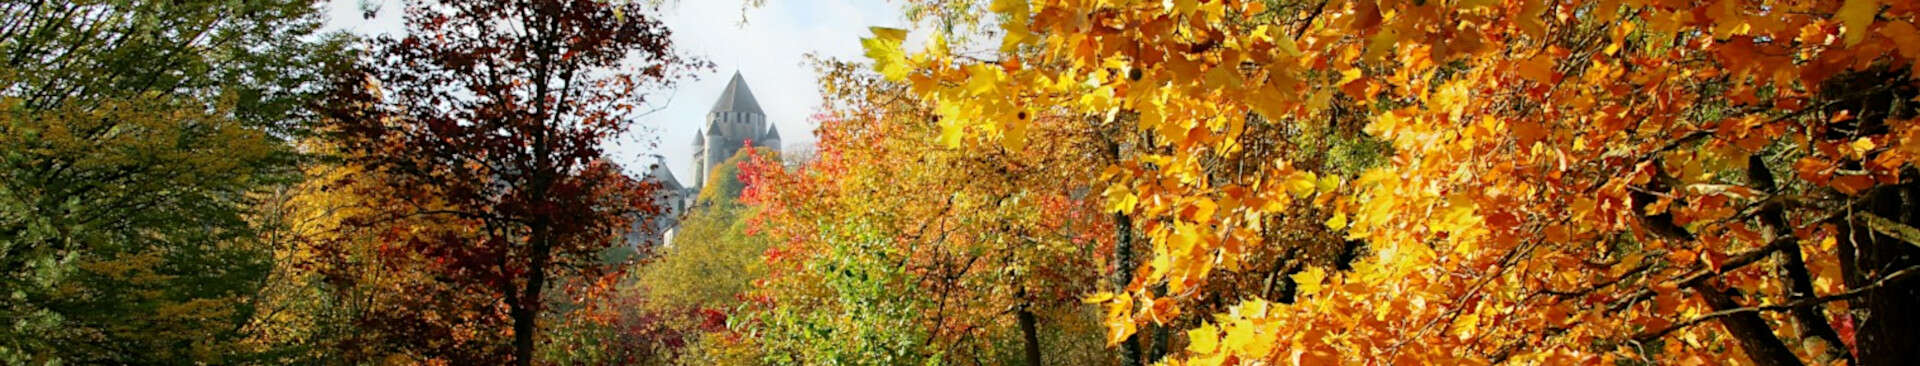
[1147,295,1169,363]
[1750,155,1852,363]
[1697,279,1805,366]
[1846,179,1920,366]
[1819,65,1920,366]
[512,223,554,366]
[1112,212,1141,366]
[1017,301,1042,366]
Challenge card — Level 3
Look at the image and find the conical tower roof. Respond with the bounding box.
[708,72,763,115]
[644,155,682,191]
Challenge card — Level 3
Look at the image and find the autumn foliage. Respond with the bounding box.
[308,0,694,363]
[10,0,1920,364]
[841,0,1920,364]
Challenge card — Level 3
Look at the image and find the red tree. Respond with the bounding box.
[316,0,696,363]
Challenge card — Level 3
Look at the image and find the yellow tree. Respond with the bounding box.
[865,0,1920,364]
[245,139,512,363]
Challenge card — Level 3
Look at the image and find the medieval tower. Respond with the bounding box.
[692,71,782,189]
[634,71,780,248]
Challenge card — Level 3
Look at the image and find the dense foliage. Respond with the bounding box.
[8,0,1920,365]
[306,0,695,363]
[0,1,343,362]
[848,0,1920,364]
[1,0,694,364]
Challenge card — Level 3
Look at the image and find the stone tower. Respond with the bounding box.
[692,71,781,190]
[632,72,781,249]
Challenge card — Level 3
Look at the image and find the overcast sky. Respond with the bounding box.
[320,0,907,182]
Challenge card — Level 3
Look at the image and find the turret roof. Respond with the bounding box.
[644,155,682,191]
[708,72,763,115]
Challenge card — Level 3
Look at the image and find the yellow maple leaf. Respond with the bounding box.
[861,27,910,81]
[964,64,1002,96]
[1316,174,1341,193]
[1285,171,1319,196]
[1104,183,1139,212]
[1337,68,1364,86]
[1326,212,1349,230]
[1002,117,1029,151]
[985,0,1033,51]
[1170,221,1201,256]
[938,116,965,148]
[1292,266,1326,296]
[1083,292,1115,304]
[1451,312,1481,340]
[1272,28,1304,58]
[1836,0,1879,46]
[1222,319,1256,354]
[1186,322,1220,354]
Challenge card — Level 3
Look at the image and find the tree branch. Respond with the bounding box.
[1636,264,1920,342]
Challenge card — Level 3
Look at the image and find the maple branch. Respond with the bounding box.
[1859,212,1920,248]
[1387,239,1535,358]
[1593,81,1902,195]
[1605,235,1794,313]
[1747,152,1854,364]
[1604,187,1880,314]
[1635,264,1920,342]
[1539,254,1656,299]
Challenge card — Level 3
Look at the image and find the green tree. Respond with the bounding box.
[646,147,778,312]
[0,1,344,363]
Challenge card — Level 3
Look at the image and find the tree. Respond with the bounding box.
[736,60,1117,365]
[564,147,780,363]
[248,140,519,363]
[645,147,776,312]
[0,0,343,362]
[863,0,1920,364]
[314,0,696,363]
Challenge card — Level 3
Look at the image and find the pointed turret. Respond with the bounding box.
[709,71,763,115]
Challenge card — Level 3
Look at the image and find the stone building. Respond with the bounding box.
[630,72,780,248]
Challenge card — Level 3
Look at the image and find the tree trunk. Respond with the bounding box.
[1750,155,1851,363]
[1696,278,1805,366]
[1147,290,1169,363]
[1846,179,1920,366]
[1112,212,1141,366]
[1017,301,1042,366]
[512,223,554,366]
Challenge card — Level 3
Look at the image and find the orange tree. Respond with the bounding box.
[862,0,1920,364]
[734,60,1118,365]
